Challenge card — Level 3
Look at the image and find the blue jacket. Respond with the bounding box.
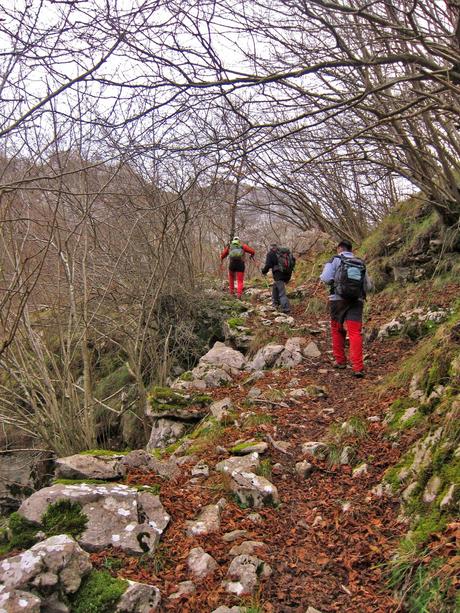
[320,251,372,301]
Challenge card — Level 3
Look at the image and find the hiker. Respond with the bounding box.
[220,236,255,299]
[320,239,372,377]
[261,244,296,314]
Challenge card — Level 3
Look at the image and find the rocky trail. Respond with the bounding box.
[1,279,458,613]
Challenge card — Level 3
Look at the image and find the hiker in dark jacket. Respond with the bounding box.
[320,239,372,377]
[261,244,295,314]
[220,236,255,298]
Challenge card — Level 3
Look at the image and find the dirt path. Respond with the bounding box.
[92,290,415,612]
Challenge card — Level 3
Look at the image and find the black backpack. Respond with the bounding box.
[334,255,366,300]
[276,247,296,276]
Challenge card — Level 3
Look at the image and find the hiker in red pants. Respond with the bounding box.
[220,236,255,299]
[320,239,372,377]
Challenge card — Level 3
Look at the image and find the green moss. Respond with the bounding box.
[53,478,115,486]
[188,418,225,453]
[42,499,88,539]
[230,441,259,453]
[384,452,415,492]
[179,371,193,381]
[147,386,212,413]
[79,449,128,457]
[227,317,246,329]
[131,484,161,495]
[0,512,40,554]
[256,459,272,480]
[70,570,128,613]
[94,365,133,402]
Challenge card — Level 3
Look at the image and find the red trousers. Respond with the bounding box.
[330,301,363,372]
[229,270,244,297]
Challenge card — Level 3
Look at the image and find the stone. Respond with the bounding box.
[18,484,169,554]
[0,535,91,602]
[216,453,260,475]
[339,446,355,465]
[146,418,189,450]
[210,397,234,423]
[301,442,328,460]
[248,344,285,371]
[121,450,179,480]
[274,315,295,325]
[440,484,457,510]
[247,386,262,399]
[115,580,161,611]
[276,337,304,368]
[400,406,419,423]
[222,530,248,543]
[303,342,321,358]
[199,341,247,372]
[191,366,233,388]
[352,464,368,478]
[402,482,418,502]
[0,586,41,612]
[422,475,442,504]
[247,513,263,523]
[168,580,196,600]
[367,416,380,422]
[269,439,291,453]
[187,547,218,580]
[341,502,352,513]
[304,385,328,399]
[295,461,313,478]
[185,498,226,536]
[0,450,54,515]
[230,472,279,508]
[229,541,266,556]
[289,389,307,399]
[55,453,126,481]
[211,607,243,613]
[191,461,209,478]
[222,554,272,596]
[230,441,268,455]
[306,607,325,613]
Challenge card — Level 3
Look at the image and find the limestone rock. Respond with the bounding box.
[223,554,271,596]
[248,344,285,371]
[274,315,295,325]
[55,453,126,481]
[440,484,457,510]
[211,607,243,613]
[230,471,279,508]
[191,461,209,478]
[422,475,442,504]
[18,484,169,554]
[222,530,248,543]
[146,419,190,450]
[210,397,234,423]
[185,498,226,536]
[168,581,196,600]
[247,513,263,523]
[301,442,328,460]
[0,450,54,515]
[352,464,369,478]
[303,342,321,358]
[339,446,355,465]
[216,452,260,475]
[229,541,266,556]
[121,450,179,480]
[306,607,325,613]
[275,337,304,368]
[295,461,313,478]
[115,580,161,611]
[0,586,41,612]
[199,341,247,372]
[0,534,92,600]
[190,365,233,388]
[187,547,218,580]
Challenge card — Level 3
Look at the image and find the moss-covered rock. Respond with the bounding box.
[70,570,128,613]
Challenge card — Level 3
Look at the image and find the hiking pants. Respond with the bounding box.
[330,300,363,372]
[229,270,244,297]
[272,280,290,313]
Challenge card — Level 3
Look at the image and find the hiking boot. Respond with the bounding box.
[352,371,364,378]
[333,363,346,370]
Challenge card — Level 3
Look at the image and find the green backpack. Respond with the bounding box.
[229,243,244,260]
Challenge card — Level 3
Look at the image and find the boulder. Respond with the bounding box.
[146,387,211,420]
[191,461,209,478]
[18,484,170,554]
[223,321,253,352]
[0,535,91,609]
[199,342,247,372]
[230,472,279,508]
[0,450,54,515]
[121,450,179,480]
[222,530,248,543]
[168,581,196,600]
[190,365,233,388]
[187,547,218,580]
[216,453,260,476]
[230,441,268,455]
[55,453,126,481]
[115,580,161,612]
[295,461,313,478]
[248,344,285,371]
[185,498,226,536]
[146,419,189,450]
[222,554,271,596]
